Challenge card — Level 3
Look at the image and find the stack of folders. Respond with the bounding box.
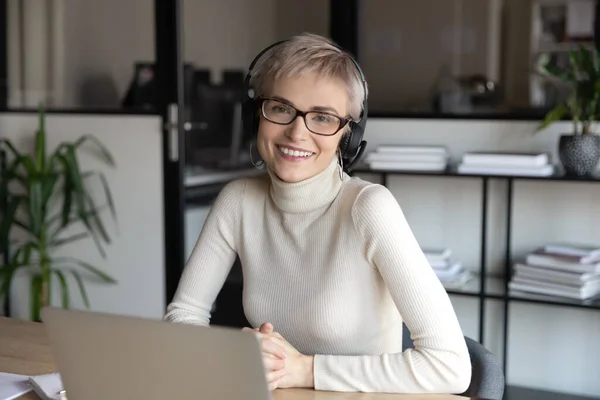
[509,243,600,300]
[423,248,472,288]
[457,151,554,176]
[365,145,448,172]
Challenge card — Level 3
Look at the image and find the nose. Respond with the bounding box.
[285,115,310,141]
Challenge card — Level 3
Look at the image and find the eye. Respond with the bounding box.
[311,113,337,125]
[270,104,292,114]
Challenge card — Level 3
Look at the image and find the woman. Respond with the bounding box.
[164,33,471,394]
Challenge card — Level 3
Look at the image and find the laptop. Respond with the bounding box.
[41,307,271,400]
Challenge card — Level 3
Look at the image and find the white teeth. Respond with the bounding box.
[278,146,313,158]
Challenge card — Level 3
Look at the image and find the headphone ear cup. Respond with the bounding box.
[339,127,353,159]
[342,121,366,160]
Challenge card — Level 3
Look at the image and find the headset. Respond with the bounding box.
[242,40,368,172]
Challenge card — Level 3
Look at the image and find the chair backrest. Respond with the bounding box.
[402,324,505,400]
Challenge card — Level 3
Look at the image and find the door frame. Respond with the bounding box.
[155,0,187,308]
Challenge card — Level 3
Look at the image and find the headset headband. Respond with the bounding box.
[244,40,367,121]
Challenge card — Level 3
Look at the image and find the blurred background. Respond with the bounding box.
[2,1,600,399]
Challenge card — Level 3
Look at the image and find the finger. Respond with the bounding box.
[262,337,286,359]
[241,327,259,332]
[270,330,284,339]
[268,374,286,391]
[267,369,287,386]
[259,322,274,334]
[267,335,287,348]
[262,355,285,371]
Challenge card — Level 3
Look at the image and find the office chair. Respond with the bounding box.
[402,324,505,400]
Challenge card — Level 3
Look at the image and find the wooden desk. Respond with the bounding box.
[0,316,467,400]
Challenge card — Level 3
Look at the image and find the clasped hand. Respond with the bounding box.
[242,323,314,391]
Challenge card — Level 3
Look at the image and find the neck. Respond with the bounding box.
[267,158,344,213]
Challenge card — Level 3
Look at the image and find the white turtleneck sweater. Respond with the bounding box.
[164,158,471,394]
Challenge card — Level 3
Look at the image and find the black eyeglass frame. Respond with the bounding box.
[257,97,351,136]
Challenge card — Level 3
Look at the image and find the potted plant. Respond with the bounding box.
[537,45,600,176]
[0,108,117,321]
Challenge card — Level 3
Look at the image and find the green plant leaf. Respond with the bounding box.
[49,232,89,248]
[30,274,43,322]
[0,150,7,223]
[0,262,32,306]
[48,204,107,234]
[96,172,117,223]
[56,155,73,228]
[52,268,69,308]
[28,179,43,237]
[0,138,24,160]
[0,267,11,305]
[71,270,90,308]
[542,63,573,81]
[41,173,59,208]
[18,155,36,175]
[593,47,600,74]
[53,256,117,284]
[64,146,92,230]
[60,147,108,258]
[537,103,569,132]
[11,241,35,267]
[74,134,116,167]
[13,218,33,234]
[64,148,86,215]
[79,171,117,227]
[85,193,110,244]
[578,45,597,81]
[81,218,106,259]
[34,119,46,173]
[568,48,581,75]
[0,196,19,254]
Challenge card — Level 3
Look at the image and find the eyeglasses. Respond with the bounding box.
[259,97,350,136]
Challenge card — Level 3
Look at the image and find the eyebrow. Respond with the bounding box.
[270,95,342,116]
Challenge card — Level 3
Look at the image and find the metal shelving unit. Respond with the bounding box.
[352,164,600,400]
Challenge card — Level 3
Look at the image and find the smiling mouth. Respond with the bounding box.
[277,145,315,158]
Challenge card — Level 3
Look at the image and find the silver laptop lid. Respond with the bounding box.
[41,307,271,400]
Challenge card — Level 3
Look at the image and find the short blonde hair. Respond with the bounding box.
[248,33,367,122]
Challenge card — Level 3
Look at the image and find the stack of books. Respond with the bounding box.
[365,145,448,172]
[423,248,472,288]
[509,243,600,300]
[457,151,554,176]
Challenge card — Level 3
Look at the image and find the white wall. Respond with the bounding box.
[352,117,600,397]
[1,113,165,321]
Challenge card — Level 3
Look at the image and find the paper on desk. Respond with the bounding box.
[28,373,64,400]
[0,372,32,400]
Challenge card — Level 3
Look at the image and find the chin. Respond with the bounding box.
[272,164,312,183]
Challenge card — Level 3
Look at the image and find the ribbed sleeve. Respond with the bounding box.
[312,184,471,393]
[163,179,245,326]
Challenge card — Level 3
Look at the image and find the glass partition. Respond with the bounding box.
[180,0,330,173]
[3,0,156,113]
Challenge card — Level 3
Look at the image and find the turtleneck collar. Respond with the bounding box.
[267,157,344,213]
